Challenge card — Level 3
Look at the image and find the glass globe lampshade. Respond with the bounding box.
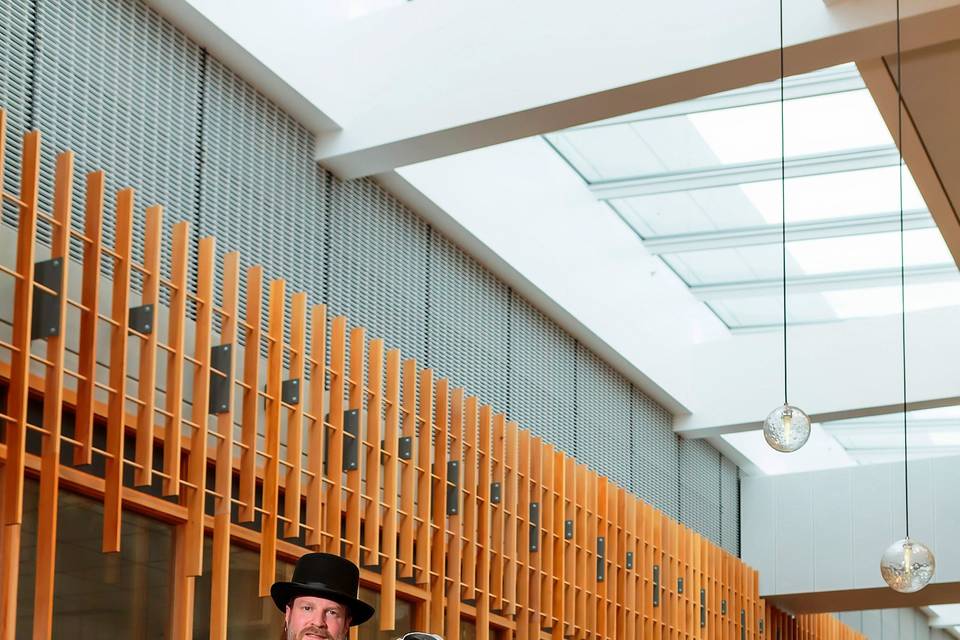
[880,538,935,593]
[762,404,811,452]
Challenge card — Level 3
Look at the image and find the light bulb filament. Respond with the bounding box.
[782,408,793,442]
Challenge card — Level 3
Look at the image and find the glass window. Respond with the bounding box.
[15,479,174,639]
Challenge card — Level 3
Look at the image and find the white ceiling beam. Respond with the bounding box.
[147,0,960,178]
[675,305,960,438]
[307,0,960,177]
[688,263,957,301]
[930,617,960,629]
[564,64,864,129]
[642,209,933,254]
[590,146,899,199]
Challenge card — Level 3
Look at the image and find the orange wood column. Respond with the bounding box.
[210,252,240,640]
[31,151,74,640]
[284,292,308,539]
[102,188,135,554]
[444,387,465,640]
[428,377,450,635]
[185,237,215,577]
[398,358,417,580]
[380,348,401,631]
[160,222,188,497]
[345,325,365,566]
[259,279,286,596]
[324,316,347,555]
[475,404,492,640]
[415,369,433,587]
[304,304,327,547]
[363,338,385,567]
[72,170,105,466]
[133,204,162,487]
[238,266,264,523]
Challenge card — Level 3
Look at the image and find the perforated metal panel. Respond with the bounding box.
[720,454,740,555]
[0,0,34,230]
[679,438,722,546]
[200,57,324,298]
[327,176,429,365]
[508,295,576,454]
[576,344,631,490]
[632,386,679,518]
[427,233,510,413]
[32,0,202,267]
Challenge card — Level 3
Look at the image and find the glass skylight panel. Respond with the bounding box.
[688,89,892,164]
[709,293,836,328]
[662,229,954,287]
[824,281,960,319]
[740,166,926,225]
[822,406,960,465]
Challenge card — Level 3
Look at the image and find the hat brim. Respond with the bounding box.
[271,581,375,625]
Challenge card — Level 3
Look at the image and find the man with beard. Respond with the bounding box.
[271,553,375,640]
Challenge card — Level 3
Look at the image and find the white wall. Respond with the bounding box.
[742,455,960,598]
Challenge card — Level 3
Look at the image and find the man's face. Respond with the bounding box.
[285,596,351,640]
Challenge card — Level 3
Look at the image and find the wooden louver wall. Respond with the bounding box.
[0,111,865,640]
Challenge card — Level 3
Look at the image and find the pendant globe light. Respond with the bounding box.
[879,0,935,593]
[762,0,810,453]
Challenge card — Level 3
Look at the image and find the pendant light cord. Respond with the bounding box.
[780,0,788,406]
[896,0,910,540]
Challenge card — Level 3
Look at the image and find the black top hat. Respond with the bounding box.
[270,553,375,625]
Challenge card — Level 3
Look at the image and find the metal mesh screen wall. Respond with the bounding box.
[508,295,577,454]
[32,0,202,265]
[633,386,680,518]
[1,0,742,550]
[427,232,511,414]
[679,438,722,547]
[0,0,33,228]
[327,175,430,365]
[576,344,632,491]
[721,455,740,555]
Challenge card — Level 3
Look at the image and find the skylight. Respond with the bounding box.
[545,63,960,330]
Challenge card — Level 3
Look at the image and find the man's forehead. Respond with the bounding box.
[289,595,348,612]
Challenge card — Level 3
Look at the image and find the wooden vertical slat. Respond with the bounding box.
[185,237,215,577]
[444,387,465,640]
[31,150,73,640]
[398,358,417,579]
[283,292,308,539]
[209,252,239,640]
[72,170,105,466]
[161,222,189,497]
[102,187,135,554]
[539,442,555,628]
[169,522,196,640]
[574,463,587,639]
[304,303,326,545]
[490,413,506,613]
[324,316,347,554]
[529,437,543,632]
[238,266,264,522]
[563,456,577,638]
[461,395,479,597]
[345,325,365,565]
[133,204,162,486]
[429,377,449,635]
[415,368,434,587]
[550,448,566,640]
[258,279,286,596]
[380,348,401,631]
[515,429,531,640]
[475,404,492,640]
[502,420,519,616]
[595,476,607,640]
[363,338,384,566]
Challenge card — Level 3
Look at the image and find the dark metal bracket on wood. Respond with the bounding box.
[490,482,501,504]
[31,258,62,340]
[446,460,460,515]
[653,565,660,607]
[564,519,574,540]
[597,537,605,582]
[343,409,359,471]
[281,377,301,405]
[626,551,634,570]
[529,503,540,552]
[209,344,232,414]
[700,588,707,628]
[128,303,154,335]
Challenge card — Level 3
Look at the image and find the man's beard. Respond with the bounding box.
[289,625,337,640]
